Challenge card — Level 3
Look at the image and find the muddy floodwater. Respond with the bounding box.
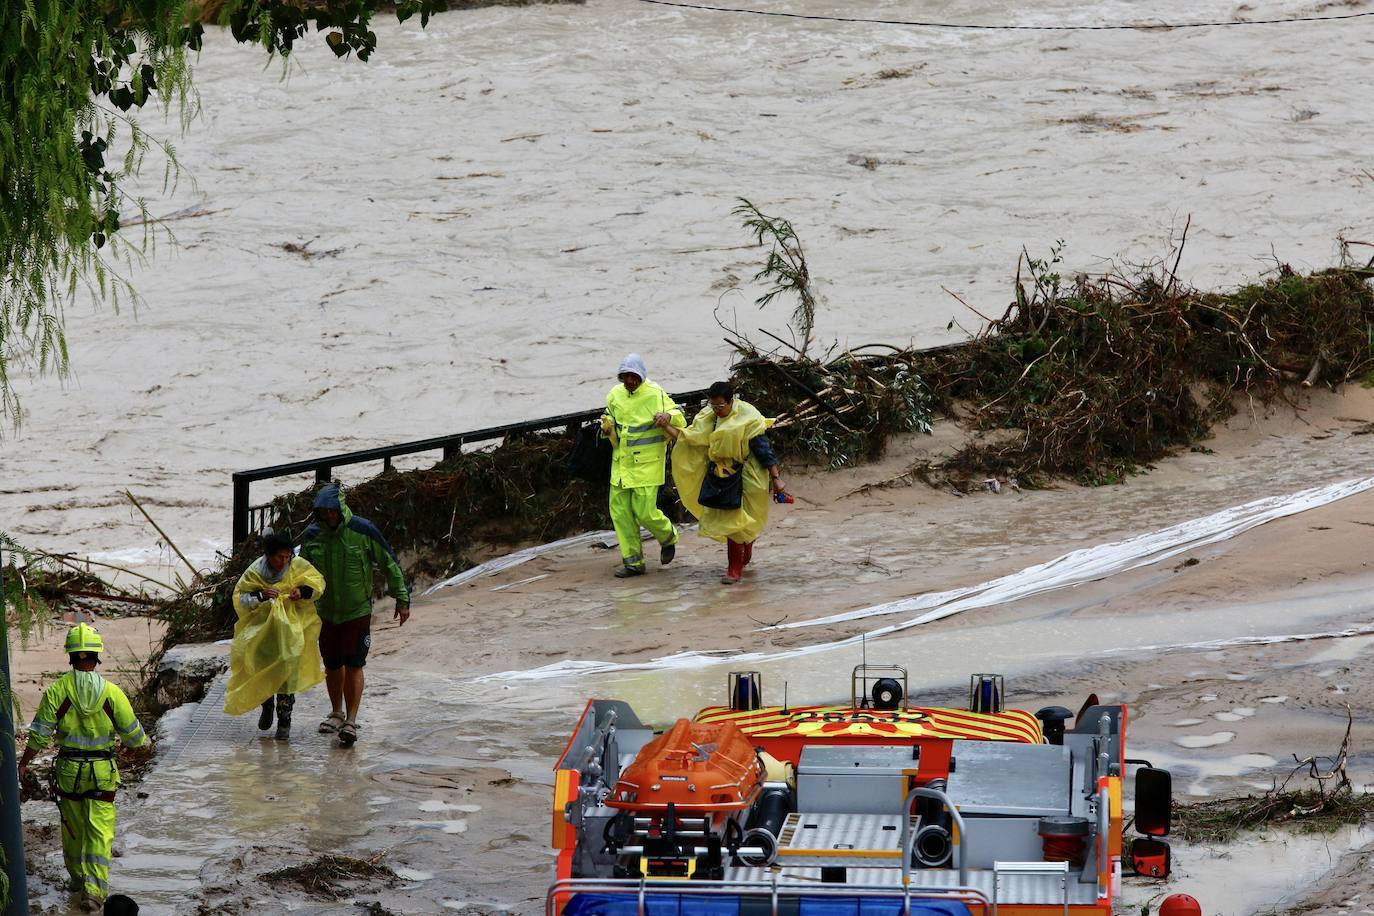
[4,0,1374,575]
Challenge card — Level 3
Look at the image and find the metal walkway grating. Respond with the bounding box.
[158,674,264,765]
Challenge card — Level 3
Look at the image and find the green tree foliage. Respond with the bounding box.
[0,0,445,426]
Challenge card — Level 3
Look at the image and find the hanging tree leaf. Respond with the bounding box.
[0,0,449,429]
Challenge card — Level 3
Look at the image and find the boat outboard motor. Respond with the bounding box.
[871,677,904,711]
[912,779,954,868]
[1036,706,1073,746]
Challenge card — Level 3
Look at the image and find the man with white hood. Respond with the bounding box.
[20,623,149,912]
[601,353,686,577]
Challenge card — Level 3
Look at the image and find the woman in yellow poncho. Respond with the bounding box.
[658,381,789,584]
[225,531,326,739]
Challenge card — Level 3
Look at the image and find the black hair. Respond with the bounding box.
[69,652,99,667]
[707,381,735,401]
[263,531,294,557]
[104,894,139,915]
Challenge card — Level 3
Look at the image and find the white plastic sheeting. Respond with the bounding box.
[480,475,1374,682]
[776,475,1374,631]
[421,530,614,596]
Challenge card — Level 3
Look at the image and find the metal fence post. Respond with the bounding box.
[0,549,31,913]
[231,473,250,552]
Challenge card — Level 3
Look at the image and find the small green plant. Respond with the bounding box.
[733,198,819,355]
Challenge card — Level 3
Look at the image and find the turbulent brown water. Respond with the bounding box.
[4,0,1373,579]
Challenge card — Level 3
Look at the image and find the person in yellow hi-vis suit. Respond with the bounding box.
[601,353,686,577]
[660,380,788,584]
[19,624,149,912]
[224,530,326,740]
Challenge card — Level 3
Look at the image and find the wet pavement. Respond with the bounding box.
[105,674,568,914]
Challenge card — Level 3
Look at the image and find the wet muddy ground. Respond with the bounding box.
[19,390,1374,914]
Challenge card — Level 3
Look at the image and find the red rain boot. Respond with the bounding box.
[721,540,743,585]
[741,541,754,569]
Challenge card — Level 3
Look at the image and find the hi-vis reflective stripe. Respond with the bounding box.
[627,421,659,433]
[30,718,56,737]
[82,854,111,867]
[695,705,1043,744]
[118,719,147,746]
[625,435,665,447]
[80,642,102,649]
[58,733,117,749]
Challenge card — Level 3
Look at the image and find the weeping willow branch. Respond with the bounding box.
[0,0,449,430]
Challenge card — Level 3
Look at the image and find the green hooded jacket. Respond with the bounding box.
[299,485,410,625]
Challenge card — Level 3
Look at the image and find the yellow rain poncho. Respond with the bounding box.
[224,556,326,716]
[671,398,776,544]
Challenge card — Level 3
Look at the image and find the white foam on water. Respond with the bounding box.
[1170,718,1206,727]
[417,800,482,813]
[406,819,469,834]
[1175,731,1236,748]
[1260,695,1289,704]
[1119,825,1374,916]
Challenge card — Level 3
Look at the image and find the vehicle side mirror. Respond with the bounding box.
[1134,767,1171,836]
[1130,837,1171,879]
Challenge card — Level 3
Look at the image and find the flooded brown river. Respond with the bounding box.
[3,0,1373,577]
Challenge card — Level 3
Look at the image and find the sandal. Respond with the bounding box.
[337,721,358,749]
[319,712,345,734]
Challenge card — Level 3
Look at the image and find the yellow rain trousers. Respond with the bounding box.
[609,485,678,567]
[671,398,775,544]
[224,557,327,716]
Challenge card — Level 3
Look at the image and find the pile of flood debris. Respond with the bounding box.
[10,234,1374,672]
[734,253,1374,487]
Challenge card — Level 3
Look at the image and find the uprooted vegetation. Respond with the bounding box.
[260,853,398,899]
[922,246,1374,486]
[1172,708,1372,843]
[732,234,1374,488]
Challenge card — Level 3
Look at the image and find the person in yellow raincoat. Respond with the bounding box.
[225,531,326,740]
[601,353,687,577]
[659,381,789,584]
[19,624,149,912]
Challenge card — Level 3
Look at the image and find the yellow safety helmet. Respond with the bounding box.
[63,623,104,656]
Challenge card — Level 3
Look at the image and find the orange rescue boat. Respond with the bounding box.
[607,718,763,812]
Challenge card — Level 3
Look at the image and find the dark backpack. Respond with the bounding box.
[566,422,612,483]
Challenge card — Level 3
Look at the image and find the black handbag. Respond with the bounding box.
[698,462,744,510]
[566,422,612,482]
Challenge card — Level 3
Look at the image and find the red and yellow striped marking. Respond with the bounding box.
[695,705,1043,744]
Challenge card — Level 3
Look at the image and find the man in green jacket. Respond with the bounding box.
[299,484,410,748]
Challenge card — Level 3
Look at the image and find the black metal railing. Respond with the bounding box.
[230,388,713,549]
